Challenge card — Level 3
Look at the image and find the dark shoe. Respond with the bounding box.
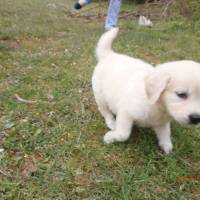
[74,2,82,9]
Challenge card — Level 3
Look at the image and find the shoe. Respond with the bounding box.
[74,0,91,10]
[74,2,82,9]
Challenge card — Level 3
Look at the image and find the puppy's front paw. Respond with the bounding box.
[103,131,116,144]
[160,142,173,154]
[106,120,116,130]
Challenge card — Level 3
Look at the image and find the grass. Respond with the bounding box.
[0,0,200,199]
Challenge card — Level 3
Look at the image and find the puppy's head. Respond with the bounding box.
[145,61,200,126]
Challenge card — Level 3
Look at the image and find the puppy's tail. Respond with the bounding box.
[95,28,119,61]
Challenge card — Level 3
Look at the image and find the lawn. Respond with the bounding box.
[0,0,200,199]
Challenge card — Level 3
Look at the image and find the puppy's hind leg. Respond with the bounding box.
[95,96,116,130]
[104,111,133,144]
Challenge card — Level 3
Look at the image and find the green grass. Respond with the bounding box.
[0,0,200,199]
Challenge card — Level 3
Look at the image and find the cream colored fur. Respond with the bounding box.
[92,28,200,154]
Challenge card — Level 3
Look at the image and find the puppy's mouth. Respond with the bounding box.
[174,117,193,127]
[176,117,200,127]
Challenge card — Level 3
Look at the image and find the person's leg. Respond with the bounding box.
[74,0,92,10]
[105,0,121,30]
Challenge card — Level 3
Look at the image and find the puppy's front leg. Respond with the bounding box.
[153,122,173,154]
[104,111,133,144]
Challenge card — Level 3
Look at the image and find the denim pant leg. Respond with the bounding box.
[86,0,92,3]
[105,0,121,30]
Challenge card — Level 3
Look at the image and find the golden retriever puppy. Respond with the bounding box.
[92,28,200,154]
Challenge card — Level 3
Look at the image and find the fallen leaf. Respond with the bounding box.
[21,160,38,178]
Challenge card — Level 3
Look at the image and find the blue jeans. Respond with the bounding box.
[84,0,121,30]
[105,0,121,30]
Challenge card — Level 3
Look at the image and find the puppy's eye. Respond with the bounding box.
[176,92,188,99]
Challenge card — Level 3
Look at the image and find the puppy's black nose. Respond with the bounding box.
[189,114,200,125]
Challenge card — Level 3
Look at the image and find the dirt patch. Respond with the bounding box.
[0,39,20,50]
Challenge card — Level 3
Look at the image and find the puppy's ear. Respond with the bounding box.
[145,71,170,104]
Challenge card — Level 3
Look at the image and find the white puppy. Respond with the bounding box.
[92,28,200,154]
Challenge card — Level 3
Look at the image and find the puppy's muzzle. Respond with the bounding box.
[189,114,200,125]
